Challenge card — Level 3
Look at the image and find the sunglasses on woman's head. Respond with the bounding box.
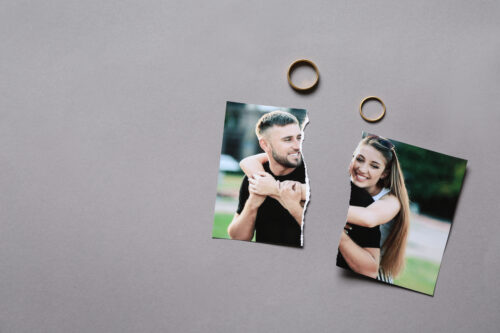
[367,135,394,150]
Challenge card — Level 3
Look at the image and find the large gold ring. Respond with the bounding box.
[359,96,386,122]
[287,59,319,91]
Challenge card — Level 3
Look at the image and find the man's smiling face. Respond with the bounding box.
[264,123,302,168]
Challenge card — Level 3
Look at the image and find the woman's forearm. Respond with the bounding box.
[301,183,308,202]
[239,153,268,177]
[240,153,308,202]
[347,206,375,227]
[273,182,307,203]
[347,196,400,228]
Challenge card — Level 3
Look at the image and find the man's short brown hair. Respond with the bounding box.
[255,111,299,138]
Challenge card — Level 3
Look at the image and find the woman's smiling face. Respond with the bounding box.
[350,143,389,193]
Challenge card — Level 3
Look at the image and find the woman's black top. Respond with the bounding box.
[336,182,381,270]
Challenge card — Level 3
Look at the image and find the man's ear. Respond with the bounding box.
[258,137,269,152]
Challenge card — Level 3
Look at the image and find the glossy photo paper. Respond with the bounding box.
[336,132,467,295]
[212,101,309,248]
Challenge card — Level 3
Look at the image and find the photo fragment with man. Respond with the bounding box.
[337,132,467,295]
[212,101,309,247]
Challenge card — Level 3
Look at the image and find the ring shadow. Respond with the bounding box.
[290,76,320,95]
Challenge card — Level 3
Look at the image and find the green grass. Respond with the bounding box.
[212,212,255,242]
[212,212,233,239]
[394,256,440,295]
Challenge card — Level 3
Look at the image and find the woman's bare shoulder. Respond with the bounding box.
[379,193,400,209]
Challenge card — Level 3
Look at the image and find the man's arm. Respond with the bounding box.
[227,193,265,240]
[338,231,380,278]
[278,181,304,226]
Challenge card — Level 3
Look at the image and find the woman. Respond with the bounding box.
[339,135,410,282]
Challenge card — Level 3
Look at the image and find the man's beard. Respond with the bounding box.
[271,149,301,168]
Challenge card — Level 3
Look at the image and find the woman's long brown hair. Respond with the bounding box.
[361,136,410,277]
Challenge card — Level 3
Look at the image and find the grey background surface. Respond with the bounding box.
[1,1,499,332]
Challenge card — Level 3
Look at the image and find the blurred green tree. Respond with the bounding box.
[393,141,467,221]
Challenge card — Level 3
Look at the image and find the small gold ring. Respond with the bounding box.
[287,59,319,91]
[359,96,386,122]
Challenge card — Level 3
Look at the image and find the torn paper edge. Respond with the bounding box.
[300,114,310,247]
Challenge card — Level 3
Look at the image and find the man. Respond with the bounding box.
[227,111,307,247]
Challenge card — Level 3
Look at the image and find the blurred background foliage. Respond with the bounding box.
[364,133,467,222]
[393,139,467,221]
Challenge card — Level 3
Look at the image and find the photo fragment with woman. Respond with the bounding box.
[337,132,467,295]
[212,101,309,247]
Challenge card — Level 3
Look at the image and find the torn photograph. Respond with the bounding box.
[336,133,467,295]
[212,101,309,247]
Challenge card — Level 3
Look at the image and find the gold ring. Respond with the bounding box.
[287,59,319,91]
[359,96,386,122]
